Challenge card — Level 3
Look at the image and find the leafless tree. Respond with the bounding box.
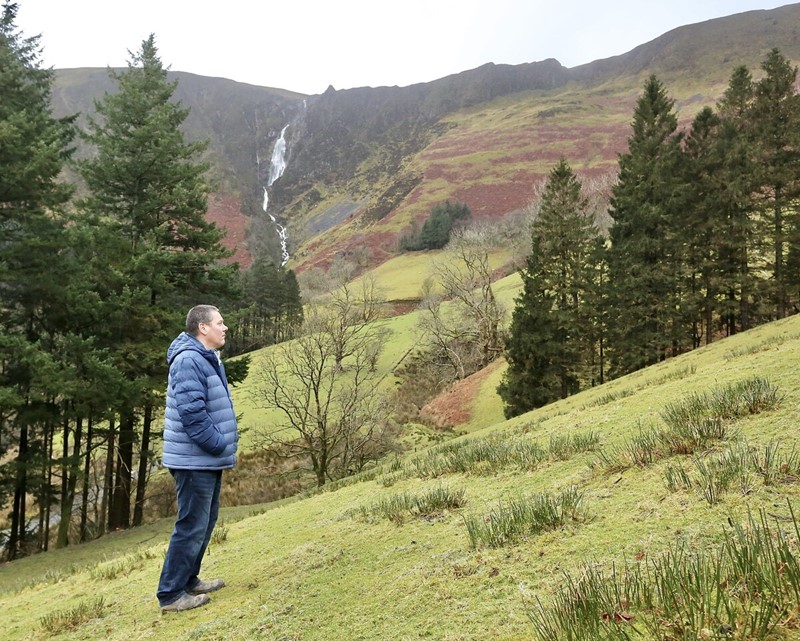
[249,279,395,486]
[416,226,506,381]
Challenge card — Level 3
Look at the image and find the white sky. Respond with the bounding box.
[13,0,795,95]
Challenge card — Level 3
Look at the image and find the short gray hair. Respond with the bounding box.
[186,305,219,336]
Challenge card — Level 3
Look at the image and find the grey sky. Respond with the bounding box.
[14,0,795,94]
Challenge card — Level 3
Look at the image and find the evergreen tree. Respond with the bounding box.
[714,66,757,334]
[230,259,303,353]
[0,2,77,559]
[498,159,600,416]
[77,35,236,530]
[606,75,686,376]
[749,49,800,319]
[401,201,471,251]
[682,106,724,347]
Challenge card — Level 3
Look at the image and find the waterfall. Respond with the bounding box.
[263,124,290,266]
[268,125,289,187]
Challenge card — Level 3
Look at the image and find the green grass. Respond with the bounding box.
[5,315,800,640]
[347,248,514,303]
[234,269,521,443]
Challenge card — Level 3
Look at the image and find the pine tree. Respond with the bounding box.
[606,75,686,376]
[77,35,236,529]
[714,65,757,334]
[231,259,303,353]
[498,159,600,416]
[749,49,800,319]
[0,2,77,559]
[682,106,725,346]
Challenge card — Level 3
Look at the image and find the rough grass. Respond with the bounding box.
[4,313,800,640]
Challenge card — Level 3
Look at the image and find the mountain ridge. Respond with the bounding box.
[48,3,800,271]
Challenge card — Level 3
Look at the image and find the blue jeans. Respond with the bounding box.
[157,469,222,606]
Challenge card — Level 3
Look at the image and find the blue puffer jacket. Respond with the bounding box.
[162,332,238,470]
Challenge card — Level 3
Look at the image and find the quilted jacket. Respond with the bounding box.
[161,332,238,470]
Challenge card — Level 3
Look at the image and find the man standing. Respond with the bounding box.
[157,305,239,613]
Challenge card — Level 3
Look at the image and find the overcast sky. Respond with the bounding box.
[13,1,795,95]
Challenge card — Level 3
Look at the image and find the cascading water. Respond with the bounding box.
[262,124,290,266]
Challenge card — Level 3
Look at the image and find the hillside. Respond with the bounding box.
[49,4,800,272]
[285,3,800,273]
[3,313,800,640]
[6,8,800,639]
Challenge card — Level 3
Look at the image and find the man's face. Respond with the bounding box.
[198,310,227,350]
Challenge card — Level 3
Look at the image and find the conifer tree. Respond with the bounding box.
[0,2,77,558]
[714,65,757,334]
[682,106,725,346]
[605,75,686,376]
[77,35,236,529]
[231,259,303,353]
[498,159,600,416]
[749,49,800,319]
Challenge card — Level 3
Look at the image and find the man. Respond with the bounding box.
[157,305,239,613]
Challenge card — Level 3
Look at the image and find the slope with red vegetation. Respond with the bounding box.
[206,193,252,269]
[419,359,505,430]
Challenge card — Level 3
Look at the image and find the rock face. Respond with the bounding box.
[51,5,800,271]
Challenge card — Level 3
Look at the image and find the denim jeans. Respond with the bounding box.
[157,469,222,606]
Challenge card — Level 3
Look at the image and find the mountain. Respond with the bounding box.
[50,4,800,271]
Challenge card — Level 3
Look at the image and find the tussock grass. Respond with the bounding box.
[39,597,106,634]
[723,331,800,360]
[663,440,800,505]
[351,484,467,524]
[581,388,636,408]
[211,520,229,545]
[595,376,781,472]
[407,430,601,479]
[526,505,800,641]
[752,440,800,485]
[89,546,160,581]
[464,486,588,549]
[641,363,698,387]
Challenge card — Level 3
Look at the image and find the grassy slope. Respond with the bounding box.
[4,310,800,640]
[237,251,516,445]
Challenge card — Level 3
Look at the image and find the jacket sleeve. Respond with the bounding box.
[170,356,226,456]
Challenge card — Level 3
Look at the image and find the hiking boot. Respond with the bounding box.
[161,592,210,613]
[187,578,225,595]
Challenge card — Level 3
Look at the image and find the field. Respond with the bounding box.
[4,305,800,640]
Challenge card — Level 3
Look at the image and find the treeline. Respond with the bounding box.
[0,7,300,559]
[500,49,800,416]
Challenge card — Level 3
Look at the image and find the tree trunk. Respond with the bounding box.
[56,415,70,548]
[57,415,83,548]
[133,403,152,527]
[774,194,785,318]
[101,416,116,534]
[41,423,54,553]
[80,415,94,542]
[109,410,134,530]
[7,421,29,560]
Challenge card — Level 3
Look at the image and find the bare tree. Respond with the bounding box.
[250,279,395,486]
[415,226,507,384]
[435,226,506,368]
